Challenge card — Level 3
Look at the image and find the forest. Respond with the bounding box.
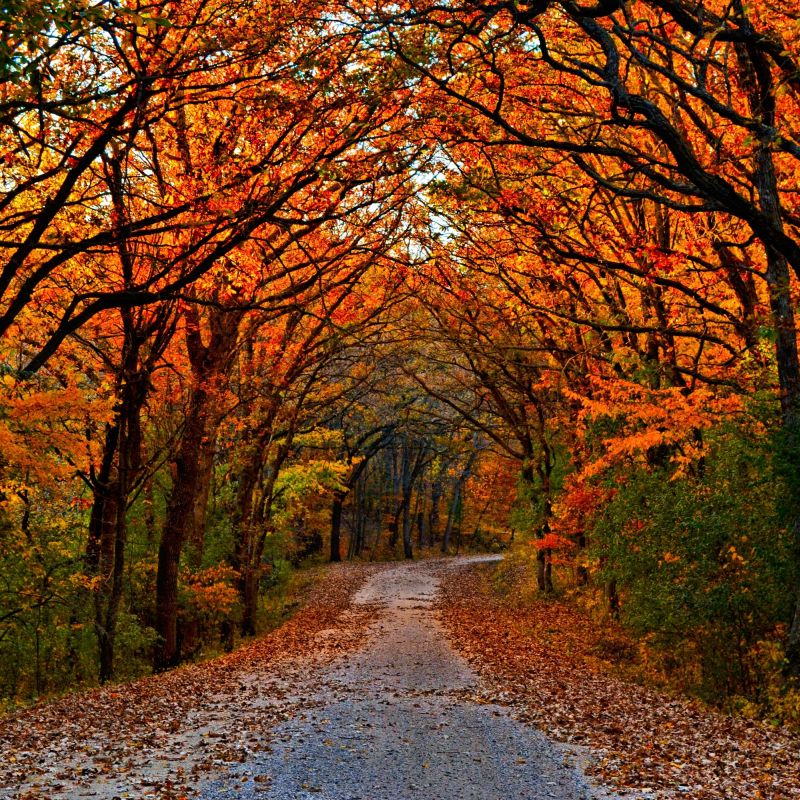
[1,0,800,733]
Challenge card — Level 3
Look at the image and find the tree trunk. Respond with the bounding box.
[100,409,136,682]
[356,477,367,557]
[85,422,120,573]
[240,566,260,637]
[402,492,414,560]
[607,578,620,620]
[787,565,800,680]
[154,518,182,671]
[154,306,241,671]
[187,442,216,567]
[94,489,119,683]
[442,482,461,554]
[236,442,289,637]
[536,547,547,593]
[155,397,211,670]
[330,490,344,562]
[91,313,148,682]
[428,479,442,547]
[544,549,553,593]
[576,530,589,586]
[734,4,800,679]
[348,478,362,559]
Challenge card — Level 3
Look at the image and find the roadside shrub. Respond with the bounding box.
[592,427,797,715]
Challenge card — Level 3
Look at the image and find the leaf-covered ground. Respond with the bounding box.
[0,563,382,800]
[436,562,799,800]
[4,558,798,800]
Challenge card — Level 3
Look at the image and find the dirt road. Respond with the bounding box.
[200,556,615,800]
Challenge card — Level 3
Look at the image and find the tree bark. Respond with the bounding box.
[234,436,290,637]
[89,305,151,682]
[787,566,800,680]
[240,566,261,638]
[402,491,414,560]
[155,408,209,670]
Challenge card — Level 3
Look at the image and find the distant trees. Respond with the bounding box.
[317,318,500,562]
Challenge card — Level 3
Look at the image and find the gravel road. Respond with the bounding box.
[201,556,618,800]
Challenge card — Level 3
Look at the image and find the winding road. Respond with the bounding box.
[200,556,616,800]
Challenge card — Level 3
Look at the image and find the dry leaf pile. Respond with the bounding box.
[0,563,380,799]
[437,563,799,800]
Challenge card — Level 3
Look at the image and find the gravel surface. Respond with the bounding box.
[200,556,619,800]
